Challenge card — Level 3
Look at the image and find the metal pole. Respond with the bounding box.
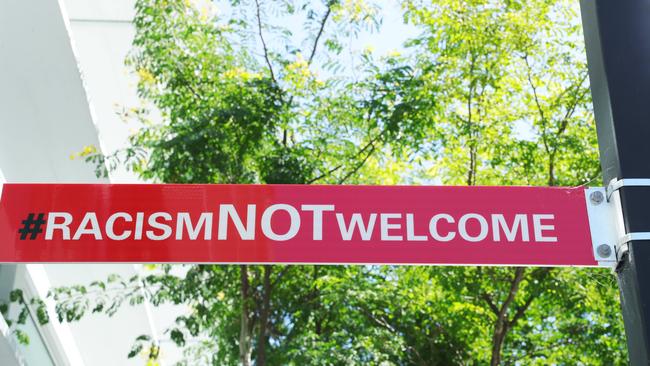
[580,0,650,364]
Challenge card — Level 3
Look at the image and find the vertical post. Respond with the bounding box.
[580,0,650,364]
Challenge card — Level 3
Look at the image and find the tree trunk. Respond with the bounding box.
[490,319,509,366]
[548,156,556,186]
[239,265,253,366]
[256,266,272,366]
[489,268,525,366]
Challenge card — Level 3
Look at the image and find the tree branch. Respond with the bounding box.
[481,292,500,315]
[466,55,476,186]
[357,305,396,333]
[337,130,386,184]
[171,62,204,102]
[309,127,387,185]
[555,73,590,138]
[254,0,276,83]
[508,268,551,328]
[308,4,333,66]
[524,55,550,155]
[498,268,526,319]
[270,266,290,289]
[490,267,526,366]
[307,164,343,184]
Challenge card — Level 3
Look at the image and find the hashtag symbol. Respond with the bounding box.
[18,213,46,240]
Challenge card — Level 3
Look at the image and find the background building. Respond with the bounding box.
[0,0,181,364]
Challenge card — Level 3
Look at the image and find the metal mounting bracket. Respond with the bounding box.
[585,187,621,267]
[606,178,650,201]
[594,178,650,263]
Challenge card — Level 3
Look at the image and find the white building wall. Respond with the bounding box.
[0,0,103,183]
[0,0,181,365]
[64,0,143,183]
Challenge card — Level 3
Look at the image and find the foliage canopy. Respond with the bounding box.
[2,0,626,365]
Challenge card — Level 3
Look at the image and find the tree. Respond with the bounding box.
[2,0,627,364]
[397,0,623,364]
[71,0,425,364]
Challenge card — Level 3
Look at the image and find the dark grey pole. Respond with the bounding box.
[580,0,650,364]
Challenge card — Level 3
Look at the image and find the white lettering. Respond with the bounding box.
[458,213,488,242]
[406,213,427,241]
[146,212,172,240]
[336,213,377,241]
[491,214,529,242]
[301,205,335,240]
[106,212,132,241]
[380,213,402,241]
[218,204,256,240]
[533,214,557,242]
[72,212,102,240]
[134,212,144,240]
[176,212,213,240]
[261,204,301,241]
[429,214,456,242]
[45,212,72,240]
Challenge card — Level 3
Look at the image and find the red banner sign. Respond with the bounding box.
[0,184,598,266]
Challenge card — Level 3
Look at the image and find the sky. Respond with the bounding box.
[211,0,421,77]
[351,1,420,56]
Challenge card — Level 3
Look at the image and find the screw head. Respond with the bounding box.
[597,244,612,258]
[590,191,605,205]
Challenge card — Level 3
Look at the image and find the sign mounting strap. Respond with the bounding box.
[603,178,650,262]
[606,178,650,201]
[617,233,650,263]
[619,233,650,244]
